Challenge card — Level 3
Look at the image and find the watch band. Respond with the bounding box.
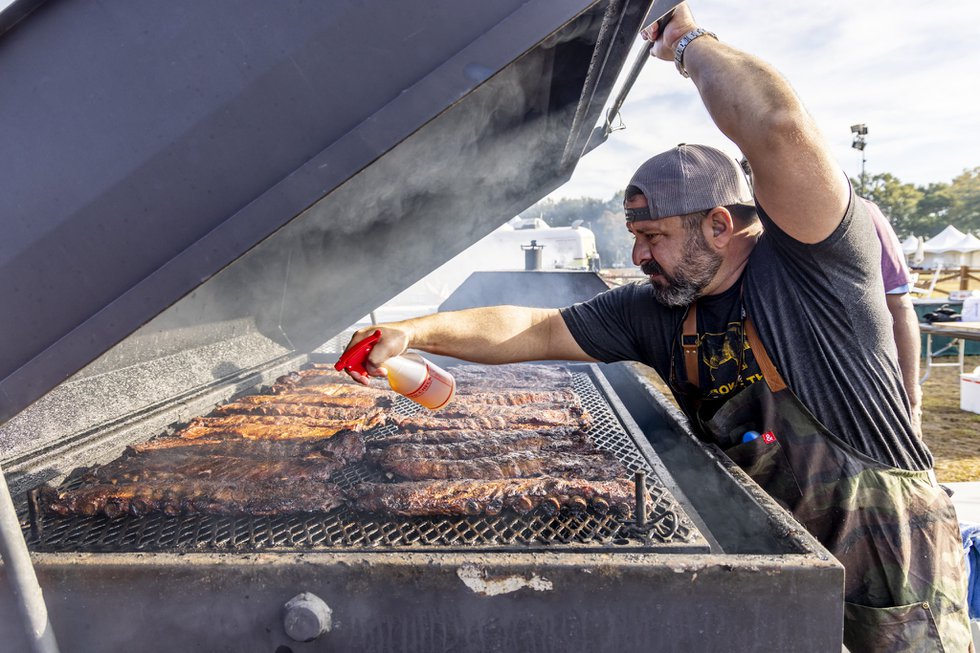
[674,28,718,78]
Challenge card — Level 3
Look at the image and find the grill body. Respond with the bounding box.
[10,550,840,652]
[2,361,843,652]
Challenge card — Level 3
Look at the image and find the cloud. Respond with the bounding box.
[551,0,980,200]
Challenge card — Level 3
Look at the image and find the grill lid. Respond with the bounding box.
[0,0,655,424]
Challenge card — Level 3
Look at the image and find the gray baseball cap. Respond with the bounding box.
[624,144,753,222]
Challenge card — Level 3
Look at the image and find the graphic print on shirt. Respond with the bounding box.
[699,321,763,400]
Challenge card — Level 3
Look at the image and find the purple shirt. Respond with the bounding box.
[863,198,911,294]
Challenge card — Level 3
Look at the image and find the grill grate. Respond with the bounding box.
[24,368,702,553]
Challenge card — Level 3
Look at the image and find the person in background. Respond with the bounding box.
[341,4,971,649]
[864,198,923,436]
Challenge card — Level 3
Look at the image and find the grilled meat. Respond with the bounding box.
[230,392,387,409]
[368,432,589,462]
[271,370,385,394]
[179,413,384,440]
[88,456,343,485]
[452,364,574,391]
[212,402,385,420]
[190,413,385,431]
[378,450,624,481]
[128,430,365,460]
[103,432,364,482]
[40,479,346,519]
[394,409,589,432]
[351,477,638,517]
[370,426,582,446]
[451,389,580,407]
[424,402,586,419]
[279,384,394,398]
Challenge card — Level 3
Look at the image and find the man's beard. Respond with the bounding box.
[641,228,722,307]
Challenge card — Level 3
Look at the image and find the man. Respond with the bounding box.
[744,158,923,436]
[342,4,970,649]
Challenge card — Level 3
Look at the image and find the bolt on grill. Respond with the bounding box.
[24,368,707,553]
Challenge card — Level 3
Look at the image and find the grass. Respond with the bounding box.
[922,355,980,482]
[631,355,980,482]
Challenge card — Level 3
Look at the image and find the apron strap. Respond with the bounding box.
[743,316,788,393]
[681,304,700,389]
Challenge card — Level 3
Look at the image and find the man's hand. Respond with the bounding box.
[342,324,411,385]
[640,2,697,61]
[339,306,595,385]
[641,1,848,244]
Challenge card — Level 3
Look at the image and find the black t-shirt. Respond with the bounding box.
[561,191,932,471]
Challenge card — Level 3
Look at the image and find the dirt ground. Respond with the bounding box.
[921,354,980,482]
[633,355,980,482]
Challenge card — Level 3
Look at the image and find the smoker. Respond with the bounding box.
[0,0,844,651]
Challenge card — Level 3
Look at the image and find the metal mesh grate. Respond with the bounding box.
[25,368,701,553]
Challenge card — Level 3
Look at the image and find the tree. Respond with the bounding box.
[944,167,980,233]
[857,173,923,237]
[915,182,953,235]
[591,209,634,267]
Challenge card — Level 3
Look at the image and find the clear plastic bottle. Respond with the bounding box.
[383,353,456,410]
[334,330,456,410]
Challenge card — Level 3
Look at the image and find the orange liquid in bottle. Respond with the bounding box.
[384,353,456,410]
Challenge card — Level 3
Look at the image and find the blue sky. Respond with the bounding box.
[552,0,980,200]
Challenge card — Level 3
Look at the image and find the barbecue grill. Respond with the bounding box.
[1,1,844,651]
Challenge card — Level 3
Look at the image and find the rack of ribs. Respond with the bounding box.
[127,430,365,461]
[39,428,365,519]
[369,426,583,446]
[86,456,343,485]
[450,389,581,407]
[367,432,589,462]
[178,412,385,441]
[377,450,625,481]
[230,391,389,409]
[351,477,640,518]
[270,368,379,393]
[212,402,386,420]
[451,364,574,391]
[393,408,589,432]
[39,478,346,519]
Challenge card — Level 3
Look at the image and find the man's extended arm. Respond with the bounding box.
[341,306,595,384]
[886,293,923,436]
[643,5,849,244]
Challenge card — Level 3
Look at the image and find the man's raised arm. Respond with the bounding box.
[643,4,849,244]
[340,306,596,384]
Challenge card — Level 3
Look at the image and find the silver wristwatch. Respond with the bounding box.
[674,28,718,78]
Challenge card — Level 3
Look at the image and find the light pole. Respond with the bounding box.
[850,123,868,195]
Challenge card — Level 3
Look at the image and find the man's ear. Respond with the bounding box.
[705,207,734,247]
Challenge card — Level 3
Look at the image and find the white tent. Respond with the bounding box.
[901,234,919,255]
[901,234,925,266]
[920,225,980,268]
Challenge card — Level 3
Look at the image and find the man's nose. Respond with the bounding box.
[632,239,649,266]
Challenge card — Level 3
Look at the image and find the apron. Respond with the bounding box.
[679,305,973,652]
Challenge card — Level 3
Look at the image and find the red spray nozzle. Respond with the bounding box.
[334,330,382,376]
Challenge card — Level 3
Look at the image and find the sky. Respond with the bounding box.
[550,0,980,201]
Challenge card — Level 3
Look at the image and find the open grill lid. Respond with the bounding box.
[0,0,655,424]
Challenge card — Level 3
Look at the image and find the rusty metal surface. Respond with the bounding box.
[0,550,844,652]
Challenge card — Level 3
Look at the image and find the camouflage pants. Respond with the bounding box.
[704,378,973,652]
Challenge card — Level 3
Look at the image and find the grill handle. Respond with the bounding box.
[0,463,60,652]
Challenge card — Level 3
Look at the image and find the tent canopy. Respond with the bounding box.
[922,225,980,254]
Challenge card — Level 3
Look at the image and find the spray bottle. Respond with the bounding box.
[334,330,456,410]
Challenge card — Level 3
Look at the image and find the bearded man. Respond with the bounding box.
[340,4,971,649]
